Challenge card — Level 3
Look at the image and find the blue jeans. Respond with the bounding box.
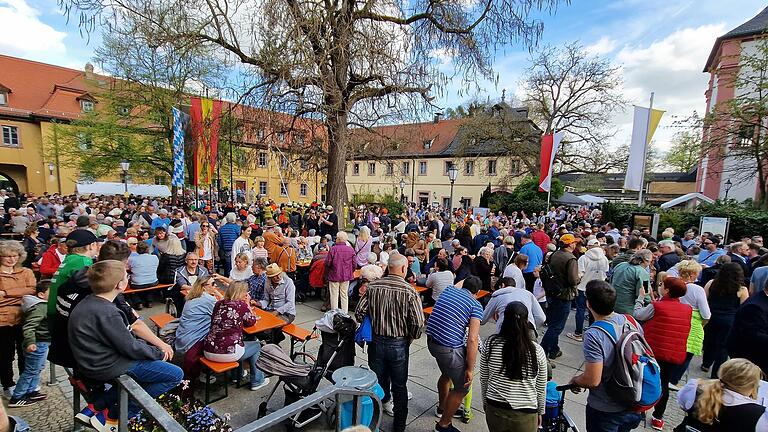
[369,336,410,432]
[105,360,183,419]
[541,297,571,357]
[585,405,643,432]
[11,342,49,400]
[240,341,265,387]
[575,290,587,335]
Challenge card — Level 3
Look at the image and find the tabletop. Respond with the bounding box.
[243,307,288,334]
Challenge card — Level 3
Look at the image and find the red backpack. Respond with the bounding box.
[309,255,327,288]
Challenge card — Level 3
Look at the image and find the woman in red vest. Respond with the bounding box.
[633,276,692,431]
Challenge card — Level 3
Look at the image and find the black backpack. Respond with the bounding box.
[540,251,576,300]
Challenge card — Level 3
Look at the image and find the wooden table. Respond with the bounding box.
[243,307,288,335]
[124,283,174,294]
[414,285,428,294]
[423,290,490,316]
[297,261,311,269]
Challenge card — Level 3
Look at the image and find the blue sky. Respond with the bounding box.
[1,0,765,152]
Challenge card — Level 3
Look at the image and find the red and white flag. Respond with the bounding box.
[538,131,564,192]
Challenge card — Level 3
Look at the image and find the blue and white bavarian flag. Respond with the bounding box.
[172,107,189,187]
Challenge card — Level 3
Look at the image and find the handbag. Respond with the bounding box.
[355,315,373,348]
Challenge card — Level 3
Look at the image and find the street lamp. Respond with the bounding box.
[120,160,130,195]
[399,178,406,204]
[447,164,458,211]
[724,178,733,201]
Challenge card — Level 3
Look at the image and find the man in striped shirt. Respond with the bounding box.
[425,276,483,432]
[355,253,424,432]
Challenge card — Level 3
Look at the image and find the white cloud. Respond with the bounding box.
[0,0,67,56]
[611,24,726,152]
[585,37,617,56]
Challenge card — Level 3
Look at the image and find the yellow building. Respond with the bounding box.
[0,54,323,203]
[346,109,540,208]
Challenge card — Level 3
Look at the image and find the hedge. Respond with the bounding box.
[601,200,768,241]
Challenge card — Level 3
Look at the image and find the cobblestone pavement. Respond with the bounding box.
[2,298,706,431]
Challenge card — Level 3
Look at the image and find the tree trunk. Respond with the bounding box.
[325,111,349,223]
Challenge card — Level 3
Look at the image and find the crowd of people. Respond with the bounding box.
[0,190,766,432]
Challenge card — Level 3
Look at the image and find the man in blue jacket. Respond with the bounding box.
[217,213,240,277]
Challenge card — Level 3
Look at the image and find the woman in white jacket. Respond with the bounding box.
[566,238,609,342]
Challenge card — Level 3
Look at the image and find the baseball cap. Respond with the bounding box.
[587,238,600,247]
[66,230,98,248]
[560,234,579,245]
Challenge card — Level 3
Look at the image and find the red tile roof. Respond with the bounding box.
[349,118,464,158]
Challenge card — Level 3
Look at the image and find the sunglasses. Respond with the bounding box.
[202,225,210,228]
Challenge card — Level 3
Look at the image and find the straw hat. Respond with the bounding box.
[266,263,283,278]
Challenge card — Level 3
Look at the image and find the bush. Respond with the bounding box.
[489,176,564,215]
[600,200,768,241]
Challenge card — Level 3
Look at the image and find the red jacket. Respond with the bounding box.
[39,246,63,279]
[642,297,692,364]
[531,230,550,254]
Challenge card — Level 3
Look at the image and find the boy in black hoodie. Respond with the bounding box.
[68,260,182,431]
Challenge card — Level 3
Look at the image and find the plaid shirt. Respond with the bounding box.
[246,273,267,302]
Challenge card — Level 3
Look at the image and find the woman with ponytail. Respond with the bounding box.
[675,358,767,431]
[480,301,547,431]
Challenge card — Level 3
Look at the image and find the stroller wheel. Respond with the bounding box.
[257,401,267,419]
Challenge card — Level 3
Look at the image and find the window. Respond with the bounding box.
[277,132,285,143]
[418,161,427,175]
[256,129,265,140]
[280,182,288,196]
[353,163,360,176]
[1,126,19,147]
[0,92,8,106]
[300,158,309,169]
[510,159,521,175]
[300,183,308,196]
[258,152,267,167]
[259,181,268,195]
[368,162,376,176]
[423,139,433,149]
[738,124,756,146]
[487,159,497,175]
[386,162,394,176]
[402,161,410,175]
[465,160,474,176]
[81,100,94,112]
[153,176,167,185]
[296,134,305,146]
[281,155,289,168]
[444,161,455,175]
[442,197,450,208]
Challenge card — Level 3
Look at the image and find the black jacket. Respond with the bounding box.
[158,252,186,284]
[728,290,768,375]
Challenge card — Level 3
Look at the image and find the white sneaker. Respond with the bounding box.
[250,378,270,391]
[382,400,394,416]
[408,391,413,400]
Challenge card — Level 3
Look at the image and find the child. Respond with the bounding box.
[8,280,51,407]
[69,260,183,430]
[203,281,269,391]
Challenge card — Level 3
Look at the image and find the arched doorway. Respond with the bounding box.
[0,172,20,195]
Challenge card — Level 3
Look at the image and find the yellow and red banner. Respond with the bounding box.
[190,97,222,186]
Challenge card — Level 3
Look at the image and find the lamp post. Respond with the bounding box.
[448,164,458,211]
[120,160,130,195]
[399,178,406,204]
[724,178,733,201]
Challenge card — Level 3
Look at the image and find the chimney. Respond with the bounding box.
[433,112,442,124]
[84,62,94,79]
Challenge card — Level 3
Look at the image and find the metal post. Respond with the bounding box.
[118,386,128,432]
[229,106,235,203]
[449,180,455,211]
[52,122,63,195]
[48,362,57,385]
[638,92,655,205]
[123,170,128,194]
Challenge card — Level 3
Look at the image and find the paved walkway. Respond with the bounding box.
[1,295,706,431]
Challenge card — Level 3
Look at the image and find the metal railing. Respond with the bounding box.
[233,385,382,432]
[67,369,380,432]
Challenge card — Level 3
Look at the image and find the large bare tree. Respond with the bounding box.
[62,0,564,211]
[523,41,626,174]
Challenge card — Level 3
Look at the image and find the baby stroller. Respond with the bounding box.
[542,383,580,432]
[257,312,357,429]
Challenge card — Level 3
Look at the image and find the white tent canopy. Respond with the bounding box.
[659,192,715,209]
[75,182,172,197]
[577,194,607,204]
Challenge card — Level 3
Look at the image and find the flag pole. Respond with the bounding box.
[638,92,654,205]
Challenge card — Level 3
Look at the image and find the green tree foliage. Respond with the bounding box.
[489,176,564,214]
[664,130,701,172]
